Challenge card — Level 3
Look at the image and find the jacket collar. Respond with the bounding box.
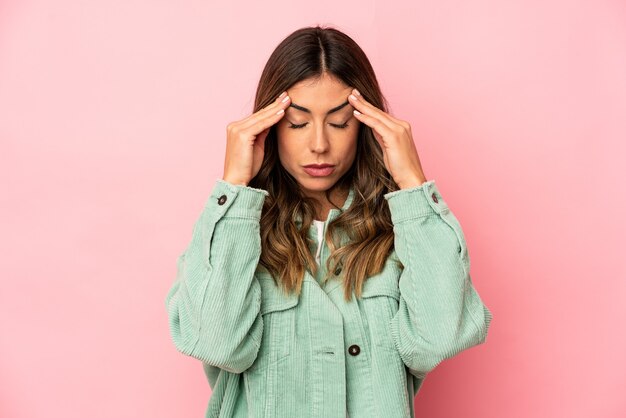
[294,185,355,226]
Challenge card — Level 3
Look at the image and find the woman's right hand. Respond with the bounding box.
[222,91,291,186]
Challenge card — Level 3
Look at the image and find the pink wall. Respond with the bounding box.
[1,1,625,417]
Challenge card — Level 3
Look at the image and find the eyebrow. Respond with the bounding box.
[288,100,350,115]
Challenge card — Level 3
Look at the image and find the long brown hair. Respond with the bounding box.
[248,25,401,302]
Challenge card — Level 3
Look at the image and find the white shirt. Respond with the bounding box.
[313,219,325,265]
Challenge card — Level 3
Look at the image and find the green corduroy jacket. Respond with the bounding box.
[165,178,493,418]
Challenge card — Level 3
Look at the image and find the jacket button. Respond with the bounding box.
[348,344,360,356]
[217,195,227,205]
[431,192,438,203]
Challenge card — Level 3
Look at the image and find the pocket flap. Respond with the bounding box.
[257,272,300,315]
[360,255,401,301]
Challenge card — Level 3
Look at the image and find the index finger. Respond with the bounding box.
[239,93,291,135]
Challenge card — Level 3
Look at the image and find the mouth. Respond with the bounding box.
[302,164,336,177]
[303,163,335,168]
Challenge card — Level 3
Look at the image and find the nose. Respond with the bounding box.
[308,124,330,153]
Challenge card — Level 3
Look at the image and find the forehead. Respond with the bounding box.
[286,75,353,113]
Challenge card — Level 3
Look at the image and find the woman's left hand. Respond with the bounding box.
[349,88,427,189]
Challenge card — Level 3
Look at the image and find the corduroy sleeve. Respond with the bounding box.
[165,179,268,374]
[384,179,493,379]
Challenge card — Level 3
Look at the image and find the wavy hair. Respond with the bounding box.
[248,25,402,302]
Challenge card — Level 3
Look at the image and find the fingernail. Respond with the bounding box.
[353,109,361,115]
[353,88,361,96]
[281,95,290,103]
[349,94,357,101]
[279,91,287,99]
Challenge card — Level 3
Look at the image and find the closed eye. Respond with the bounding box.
[288,122,350,129]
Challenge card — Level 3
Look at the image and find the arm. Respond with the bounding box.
[165,179,268,374]
[384,180,493,378]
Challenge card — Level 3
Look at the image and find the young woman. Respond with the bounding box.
[166,25,493,418]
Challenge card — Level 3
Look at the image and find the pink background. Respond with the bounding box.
[1,1,625,417]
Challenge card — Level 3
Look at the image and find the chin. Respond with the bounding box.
[297,176,337,192]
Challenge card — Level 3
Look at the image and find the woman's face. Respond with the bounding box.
[276,73,360,200]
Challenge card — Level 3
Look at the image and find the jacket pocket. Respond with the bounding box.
[246,272,299,374]
[360,258,402,353]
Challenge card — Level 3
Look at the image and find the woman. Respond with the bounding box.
[166,25,493,418]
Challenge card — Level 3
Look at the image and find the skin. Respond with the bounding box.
[222,71,428,222]
[348,87,427,189]
[276,73,360,221]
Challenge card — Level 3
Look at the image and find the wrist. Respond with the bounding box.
[397,175,427,190]
[222,176,249,187]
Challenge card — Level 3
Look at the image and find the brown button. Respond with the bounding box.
[217,195,227,205]
[348,344,360,356]
[431,192,438,203]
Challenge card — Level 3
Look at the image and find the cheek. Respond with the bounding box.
[276,123,299,144]
[345,140,358,163]
[337,133,358,164]
[342,122,360,144]
[275,133,298,167]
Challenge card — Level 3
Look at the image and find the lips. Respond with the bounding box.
[303,164,335,168]
[302,165,336,177]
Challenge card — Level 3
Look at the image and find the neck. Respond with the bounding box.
[310,187,349,222]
